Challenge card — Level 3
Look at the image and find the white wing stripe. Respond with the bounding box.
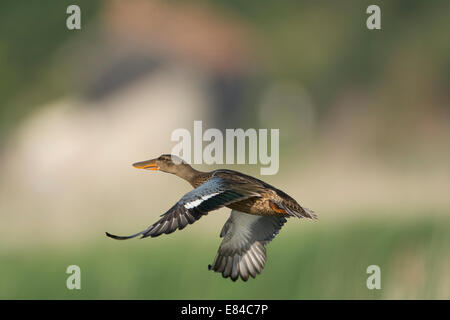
[184,192,220,209]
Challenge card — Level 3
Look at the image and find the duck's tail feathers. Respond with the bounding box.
[272,201,317,220]
[302,207,318,220]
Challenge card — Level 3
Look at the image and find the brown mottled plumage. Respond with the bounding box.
[106,154,316,281]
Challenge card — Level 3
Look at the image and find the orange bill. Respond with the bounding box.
[132,159,159,170]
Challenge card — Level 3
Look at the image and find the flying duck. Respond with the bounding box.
[106,154,316,281]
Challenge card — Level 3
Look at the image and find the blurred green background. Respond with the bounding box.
[0,0,449,299]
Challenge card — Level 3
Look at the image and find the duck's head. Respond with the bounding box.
[132,154,191,175]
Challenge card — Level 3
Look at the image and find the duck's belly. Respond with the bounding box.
[226,197,281,216]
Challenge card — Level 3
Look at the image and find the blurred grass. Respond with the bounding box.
[1,213,449,300]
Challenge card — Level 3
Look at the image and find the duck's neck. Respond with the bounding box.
[174,164,204,187]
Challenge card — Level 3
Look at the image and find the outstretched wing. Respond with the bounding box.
[106,176,261,240]
[209,210,287,281]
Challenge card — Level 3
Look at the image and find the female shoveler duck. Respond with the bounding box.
[106,154,316,281]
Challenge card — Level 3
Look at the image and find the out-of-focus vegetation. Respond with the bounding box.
[2,215,449,299]
[1,1,449,140]
[0,0,99,139]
